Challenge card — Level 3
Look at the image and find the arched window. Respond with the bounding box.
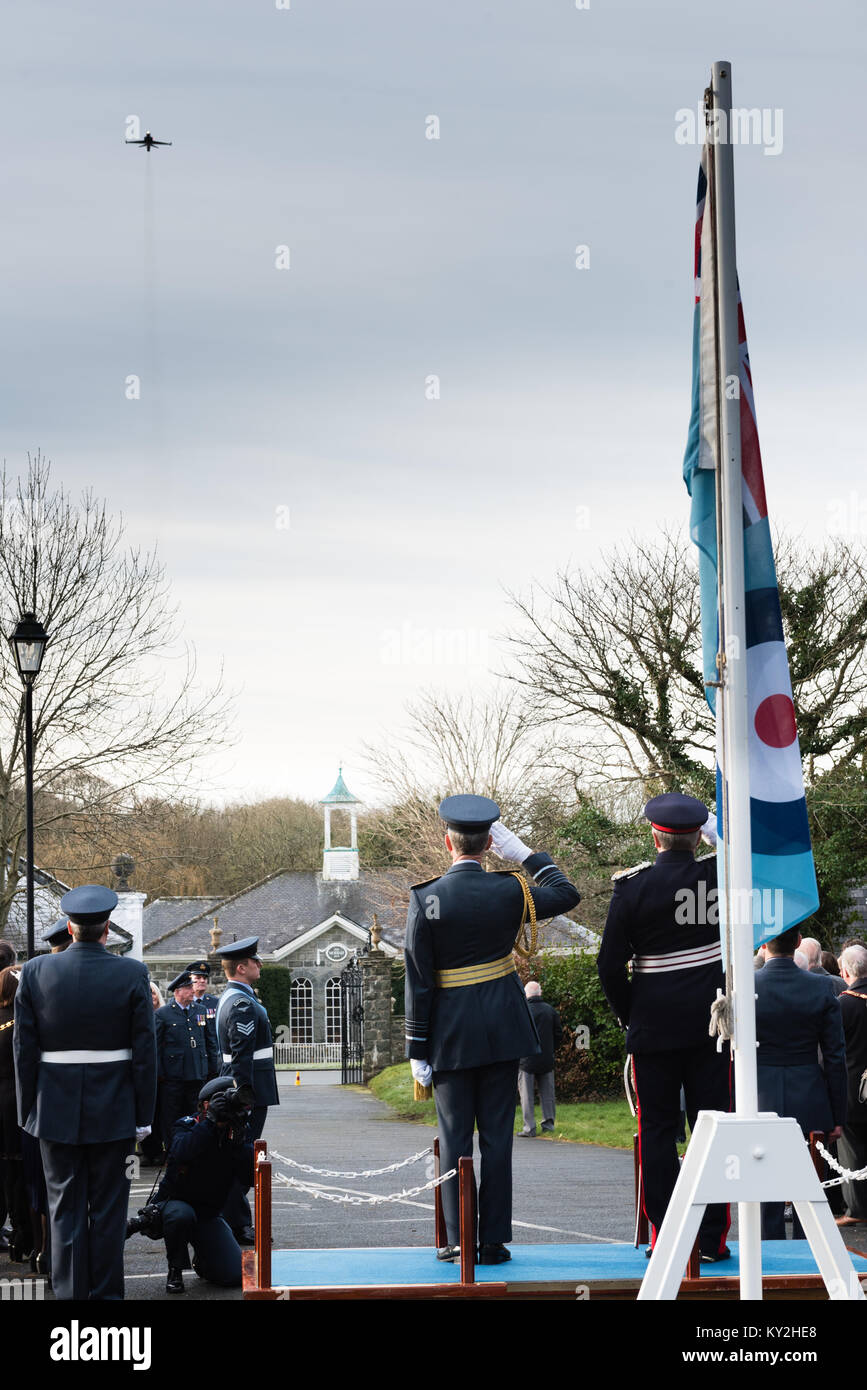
[289,977,313,1044]
[325,978,342,1044]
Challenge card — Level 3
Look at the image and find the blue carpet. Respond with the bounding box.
[268,1240,867,1288]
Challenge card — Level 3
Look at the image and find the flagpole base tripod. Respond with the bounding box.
[638,1110,866,1301]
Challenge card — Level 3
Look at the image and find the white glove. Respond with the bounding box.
[410,1059,432,1088]
[135,1126,152,1143]
[700,813,718,847]
[489,821,533,864]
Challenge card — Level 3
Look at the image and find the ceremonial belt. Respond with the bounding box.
[222,1047,273,1062]
[40,1048,133,1063]
[435,954,516,989]
[632,941,722,974]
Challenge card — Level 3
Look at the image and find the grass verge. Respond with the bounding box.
[368,1062,640,1149]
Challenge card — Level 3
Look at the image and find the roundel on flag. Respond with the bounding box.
[747,643,803,803]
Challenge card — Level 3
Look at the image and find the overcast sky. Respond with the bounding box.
[2,0,864,808]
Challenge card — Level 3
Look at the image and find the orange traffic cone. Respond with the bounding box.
[295,1070,301,1086]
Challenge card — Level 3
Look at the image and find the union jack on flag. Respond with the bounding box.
[683,147,819,948]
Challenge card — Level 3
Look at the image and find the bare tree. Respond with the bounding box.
[363,688,569,883]
[506,528,867,798]
[0,454,232,928]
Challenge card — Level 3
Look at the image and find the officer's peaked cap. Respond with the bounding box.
[43,917,72,946]
[168,971,193,992]
[219,936,261,963]
[438,794,500,833]
[644,793,709,833]
[186,959,211,977]
[59,884,118,927]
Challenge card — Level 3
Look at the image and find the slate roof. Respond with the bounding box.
[2,855,131,957]
[142,869,594,958]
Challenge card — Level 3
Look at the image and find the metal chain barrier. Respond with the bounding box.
[269,1146,433,1179]
[273,1168,457,1206]
[814,1138,867,1189]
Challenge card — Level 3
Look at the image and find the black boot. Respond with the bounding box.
[166,1265,184,1293]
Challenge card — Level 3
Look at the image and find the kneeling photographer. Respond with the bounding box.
[129,1076,255,1294]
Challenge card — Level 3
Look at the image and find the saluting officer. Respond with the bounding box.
[217,937,279,1243]
[13,884,157,1300]
[597,793,731,1263]
[404,795,581,1264]
[155,971,220,1138]
[187,959,220,1078]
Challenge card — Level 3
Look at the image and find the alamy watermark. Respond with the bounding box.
[675,103,783,157]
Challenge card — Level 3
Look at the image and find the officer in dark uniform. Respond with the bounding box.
[155,1077,254,1293]
[217,937,279,1241]
[13,884,157,1300]
[404,795,581,1264]
[597,793,731,1262]
[187,960,220,1076]
[43,918,73,953]
[155,972,220,1140]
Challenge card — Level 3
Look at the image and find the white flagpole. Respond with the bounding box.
[710,59,763,1299]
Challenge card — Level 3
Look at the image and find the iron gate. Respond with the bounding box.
[340,956,364,1084]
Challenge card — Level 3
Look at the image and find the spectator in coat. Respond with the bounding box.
[836,944,867,1225]
[517,982,563,1137]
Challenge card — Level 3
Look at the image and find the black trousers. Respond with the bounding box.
[433,1059,519,1247]
[221,1105,267,1233]
[161,1080,204,1143]
[632,1041,731,1256]
[40,1136,133,1300]
[162,1200,242,1285]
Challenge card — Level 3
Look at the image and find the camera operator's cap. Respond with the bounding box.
[438,794,501,832]
[199,1076,236,1104]
[186,959,211,977]
[59,884,119,927]
[168,971,194,992]
[219,936,261,964]
[644,793,709,834]
[43,917,72,946]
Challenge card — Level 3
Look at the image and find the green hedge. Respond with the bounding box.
[256,965,293,1029]
[534,950,626,1101]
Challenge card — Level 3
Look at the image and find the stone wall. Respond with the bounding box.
[360,947,396,1081]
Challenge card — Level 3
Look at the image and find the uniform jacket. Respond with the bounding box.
[155,999,220,1082]
[13,941,157,1143]
[404,852,581,1072]
[754,956,847,1134]
[155,1112,254,1220]
[519,998,564,1074]
[217,981,279,1108]
[597,850,723,1054]
[194,991,220,1064]
[838,975,867,1120]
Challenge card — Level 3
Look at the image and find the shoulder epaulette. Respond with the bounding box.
[695,851,716,863]
[611,861,653,882]
[410,877,439,892]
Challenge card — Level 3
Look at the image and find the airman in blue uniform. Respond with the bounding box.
[216,937,278,1241]
[187,959,220,1076]
[155,971,220,1140]
[404,795,581,1264]
[597,793,732,1262]
[42,917,73,952]
[13,884,157,1300]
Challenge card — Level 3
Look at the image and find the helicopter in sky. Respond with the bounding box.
[125,131,172,151]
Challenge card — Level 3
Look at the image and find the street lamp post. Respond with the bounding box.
[8,612,49,959]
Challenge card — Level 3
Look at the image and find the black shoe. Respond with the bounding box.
[478,1243,511,1265]
[645,1246,653,1259]
[436,1245,460,1262]
[517,1129,537,1138]
[540,1123,554,1132]
[166,1266,184,1293]
[234,1226,255,1247]
[700,1246,731,1264]
[9,1242,32,1264]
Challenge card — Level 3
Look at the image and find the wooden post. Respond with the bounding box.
[254,1140,271,1292]
[633,1133,649,1245]
[433,1138,448,1250]
[808,1131,827,1183]
[686,1237,701,1281]
[458,1156,475,1285]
